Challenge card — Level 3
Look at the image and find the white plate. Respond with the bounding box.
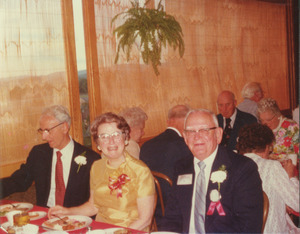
[87,230,106,234]
[42,215,92,232]
[151,232,180,234]
[2,222,38,234]
[0,202,33,217]
[43,231,68,234]
[29,211,47,220]
[105,228,128,234]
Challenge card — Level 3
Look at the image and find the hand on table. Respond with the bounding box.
[48,205,69,219]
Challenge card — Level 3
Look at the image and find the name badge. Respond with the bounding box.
[177,174,193,185]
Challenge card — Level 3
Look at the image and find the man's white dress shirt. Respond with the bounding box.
[47,139,74,207]
[189,146,218,233]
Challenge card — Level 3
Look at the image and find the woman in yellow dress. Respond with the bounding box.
[48,112,156,231]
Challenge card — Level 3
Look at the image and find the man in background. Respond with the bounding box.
[161,109,263,233]
[237,82,264,119]
[0,105,100,207]
[140,104,192,229]
[217,90,257,150]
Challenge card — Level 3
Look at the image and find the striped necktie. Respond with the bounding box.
[55,151,66,206]
[194,161,206,233]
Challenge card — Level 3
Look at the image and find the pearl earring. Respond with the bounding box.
[97,145,101,151]
[125,140,129,146]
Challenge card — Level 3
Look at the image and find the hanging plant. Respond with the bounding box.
[111,0,185,76]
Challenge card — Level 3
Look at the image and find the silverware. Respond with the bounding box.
[53,214,68,225]
[37,225,58,231]
[10,203,19,209]
[0,225,8,233]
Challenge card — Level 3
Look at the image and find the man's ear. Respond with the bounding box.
[62,122,70,134]
[216,127,223,144]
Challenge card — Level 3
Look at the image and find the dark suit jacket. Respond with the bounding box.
[0,141,100,207]
[217,108,257,150]
[160,146,263,233]
[140,129,192,229]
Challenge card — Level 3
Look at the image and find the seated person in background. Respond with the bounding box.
[161,109,263,233]
[140,104,192,230]
[237,81,264,119]
[49,112,155,231]
[217,90,257,150]
[0,105,100,207]
[119,107,148,159]
[257,98,299,161]
[236,123,299,233]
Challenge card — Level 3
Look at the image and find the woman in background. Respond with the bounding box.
[257,98,299,161]
[49,112,155,231]
[119,107,148,159]
[237,123,299,233]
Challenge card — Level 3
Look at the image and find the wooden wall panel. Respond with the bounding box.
[90,0,293,140]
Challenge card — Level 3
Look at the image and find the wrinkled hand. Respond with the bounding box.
[48,205,69,219]
[281,159,295,178]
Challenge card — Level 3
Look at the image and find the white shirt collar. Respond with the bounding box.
[167,127,182,137]
[223,108,237,128]
[273,116,285,133]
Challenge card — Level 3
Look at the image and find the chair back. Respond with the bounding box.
[262,191,269,233]
[150,171,173,231]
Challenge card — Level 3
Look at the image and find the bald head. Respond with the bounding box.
[217,90,237,118]
[167,105,190,135]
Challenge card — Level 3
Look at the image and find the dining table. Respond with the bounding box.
[0,200,146,234]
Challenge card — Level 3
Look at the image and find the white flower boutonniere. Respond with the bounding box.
[207,165,227,216]
[74,151,87,173]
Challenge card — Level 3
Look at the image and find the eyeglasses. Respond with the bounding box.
[259,115,276,124]
[184,127,217,137]
[98,131,124,143]
[37,122,64,135]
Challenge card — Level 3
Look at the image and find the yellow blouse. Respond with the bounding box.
[90,151,155,230]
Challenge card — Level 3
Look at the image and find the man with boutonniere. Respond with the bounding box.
[160,109,263,233]
[0,105,100,208]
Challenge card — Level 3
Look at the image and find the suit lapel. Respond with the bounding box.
[205,147,232,223]
[65,141,80,193]
[44,146,54,205]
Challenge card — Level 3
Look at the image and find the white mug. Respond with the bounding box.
[6,210,22,226]
[288,154,297,166]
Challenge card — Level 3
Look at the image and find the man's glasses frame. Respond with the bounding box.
[184,127,217,137]
[37,122,64,135]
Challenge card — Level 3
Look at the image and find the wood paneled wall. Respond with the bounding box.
[88,0,296,153]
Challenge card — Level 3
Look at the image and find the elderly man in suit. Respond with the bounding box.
[0,105,100,208]
[140,104,192,229]
[161,109,263,233]
[217,90,257,150]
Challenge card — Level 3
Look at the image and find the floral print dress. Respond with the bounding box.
[270,116,299,161]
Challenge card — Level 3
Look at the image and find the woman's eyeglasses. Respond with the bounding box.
[98,131,124,143]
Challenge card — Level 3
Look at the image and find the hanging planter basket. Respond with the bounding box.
[112,0,185,76]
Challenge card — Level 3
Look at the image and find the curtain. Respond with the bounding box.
[0,0,72,172]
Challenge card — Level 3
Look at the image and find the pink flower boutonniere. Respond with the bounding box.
[74,151,87,173]
[108,174,130,198]
[207,165,227,216]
